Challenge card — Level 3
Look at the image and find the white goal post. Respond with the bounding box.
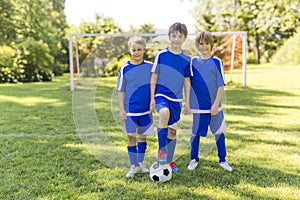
[68,32,247,91]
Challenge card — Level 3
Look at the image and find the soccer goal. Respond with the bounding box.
[68,31,247,91]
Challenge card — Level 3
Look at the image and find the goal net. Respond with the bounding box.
[69,32,247,168]
[69,32,247,91]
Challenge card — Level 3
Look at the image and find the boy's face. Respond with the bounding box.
[129,42,145,63]
[169,31,186,49]
[196,39,212,56]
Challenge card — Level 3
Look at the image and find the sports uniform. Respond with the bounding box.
[117,60,154,135]
[152,48,192,168]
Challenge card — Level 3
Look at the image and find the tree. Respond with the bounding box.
[192,0,300,64]
[13,0,68,66]
[0,0,69,82]
[271,27,300,66]
[0,0,16,45]
[17,37,54,82]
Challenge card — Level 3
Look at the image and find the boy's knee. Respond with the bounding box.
[138,134,146,142]
[127,133,136,144]
[159,108,170,118]
[168,128,177,139]
[158,108,170,127]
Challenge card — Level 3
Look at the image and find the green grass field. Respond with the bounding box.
[0,64,299,199]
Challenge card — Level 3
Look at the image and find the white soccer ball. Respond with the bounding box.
[149,162,172,182]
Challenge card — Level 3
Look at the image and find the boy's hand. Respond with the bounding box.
[183,49,192,56]
[150,99,156,112]
[210,104,218,116]
[184,103,190,115]
[119,109,127,121]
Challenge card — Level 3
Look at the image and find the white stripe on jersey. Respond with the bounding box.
[151,49,168,73]
[155,94,183,102]
[126,110,151,116]
[189,56,194,77]
[117,63,129,91]
[190,106,222,114]
[212,56,226,85]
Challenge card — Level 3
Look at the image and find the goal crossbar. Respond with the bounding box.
[68,32,247,91]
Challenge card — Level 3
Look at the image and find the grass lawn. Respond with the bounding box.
[0,64,299,199]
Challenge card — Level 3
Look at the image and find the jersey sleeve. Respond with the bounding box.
[151,53,160,74]
[116,67,126,92]
[216,59,226,87]
[184,56,193,77]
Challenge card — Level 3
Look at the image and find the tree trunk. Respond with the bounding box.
[255,32,260,64]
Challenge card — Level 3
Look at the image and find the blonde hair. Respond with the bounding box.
[127,36,146,50]
[195,31,214,50]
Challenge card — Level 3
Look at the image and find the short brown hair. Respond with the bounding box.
[195,31,214,49]
[168,22,188,38]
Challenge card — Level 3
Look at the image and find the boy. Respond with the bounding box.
[188,31,232,172]
[150,22,192,173]
[117,36,154,178]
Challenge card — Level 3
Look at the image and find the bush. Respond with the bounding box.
[0,45,24,83]
[17,37,55,82]
[271,30,300,66]
[52,64,68,76]
[247,52,257,64]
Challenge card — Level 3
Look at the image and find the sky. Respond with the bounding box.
[64,0,196,33]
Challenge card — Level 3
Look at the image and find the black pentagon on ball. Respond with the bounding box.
[163,169,170,176]
[152,175,160,181]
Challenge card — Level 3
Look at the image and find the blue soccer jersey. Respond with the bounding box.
[151,48,192,102]
[190,56,226,113]
[117,60,153,115]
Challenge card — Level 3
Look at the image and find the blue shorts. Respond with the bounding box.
[192,111,227,136]
[155,96,182,130]
[125,113,154,135]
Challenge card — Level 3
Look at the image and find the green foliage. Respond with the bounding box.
[74,17,157,77]
[0,0,68,83]
[52,64,68,76]
[103,54,131,77]
[0,45,16,68]
[0,0,16,45]
[271,29,300,66]
[17,37,54,82]
[13,0,68,66]
[0,45,23,83]
[193,0,300,64]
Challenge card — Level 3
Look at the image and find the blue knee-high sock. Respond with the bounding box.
[127,145,138,166]
[137,142,147,163]
[215,133,226,162]
[166,138,176,163]
[158,128,168,152]
[190,135,200,161]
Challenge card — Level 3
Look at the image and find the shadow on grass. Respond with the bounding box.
[176,158,300,199]
[228,132,298,148]
[225,86,300,117]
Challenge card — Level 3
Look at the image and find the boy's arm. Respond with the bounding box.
[211,86,224,116]
[117,91,127,120]
[150,73,158,112]
[183,77,191,114]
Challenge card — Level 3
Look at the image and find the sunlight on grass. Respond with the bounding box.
[1,63,300,199]
[235,182,300,199]
[0,95,66,106]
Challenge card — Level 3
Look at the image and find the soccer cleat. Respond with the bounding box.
[139,162,149,173]
[157,150,167,163]
[126,164,141,178]
[187,159,199,171]
[169,161,180,173]
[219,161,233,172]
